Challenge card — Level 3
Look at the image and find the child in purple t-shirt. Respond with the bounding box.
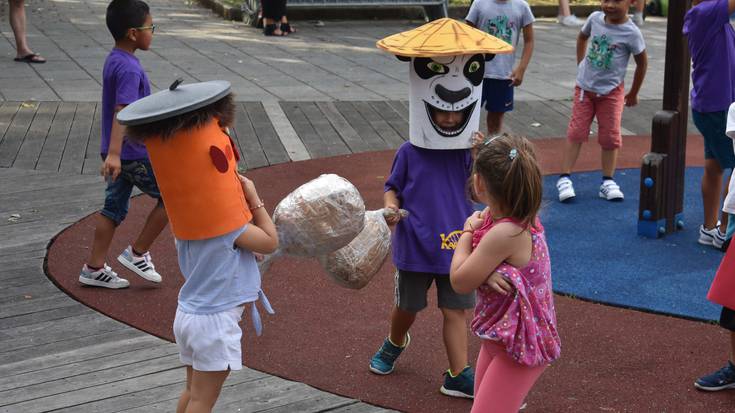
[78,0,168,289]
[684,0,735,251]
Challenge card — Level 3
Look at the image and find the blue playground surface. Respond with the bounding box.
[542,167,724,322]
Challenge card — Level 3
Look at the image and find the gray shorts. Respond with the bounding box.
[394,269,475,313]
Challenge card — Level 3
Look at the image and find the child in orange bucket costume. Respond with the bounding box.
[118,79,278,413]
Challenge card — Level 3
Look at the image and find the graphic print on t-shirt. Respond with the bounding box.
[440,229,464,250]
[484,16,514,44]
[587,34,618,70]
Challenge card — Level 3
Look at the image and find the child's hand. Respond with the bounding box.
[464,210,484,232]
[101,154,121,182]
[471,131,486,148]
[624,92,639,107]
[384,204,401,225]
[237,174,261,206]
[510,67,525,87]
[486,271,514,295]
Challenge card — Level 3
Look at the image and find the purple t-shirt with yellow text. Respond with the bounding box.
[101,48,150,160]
[684,0,735,112]
[385,142,474,274]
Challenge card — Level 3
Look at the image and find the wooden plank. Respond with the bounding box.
[300,102,351,157]
[256,393,356,413]
[12,102,59,170]
[0,102,21,147]
[352,102,404,148]
[315,101,372,153]
[368,101,408,142]
[334,102,389,152]
[59,102,95,174]
[387,100,409,122]
[35,102,76,172]
[232,102,268,170]
[245,102,290,166]
[0,304,92,330]
[83,102,102,175]
[0,102,37,168]
[280,102,324,158]
[262,101,310,162]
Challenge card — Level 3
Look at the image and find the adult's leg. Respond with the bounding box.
[471,342,546,413]
[8,0,42,60]
[186,369,230,413]
[176,366,193,413]
[440,308,469,375]
[558,0,572,17]
[486,112,504,136]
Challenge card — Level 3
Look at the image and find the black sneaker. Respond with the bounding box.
[695,361,735,391]
[440,366,474,399]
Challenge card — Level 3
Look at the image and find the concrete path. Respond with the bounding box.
[0,0,694,411]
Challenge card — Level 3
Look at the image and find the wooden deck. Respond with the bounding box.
[0,98,694,412]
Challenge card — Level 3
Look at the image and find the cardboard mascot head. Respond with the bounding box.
[117,80,251,240]
[377,18,514,149]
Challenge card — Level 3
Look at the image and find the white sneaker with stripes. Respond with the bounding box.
[79,264,130,289]
[117,246,162,283]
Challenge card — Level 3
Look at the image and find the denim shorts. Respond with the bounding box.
[481,78,514,113]
[692,110,735,169]
[394,269,475,313]
[102,158,162,225]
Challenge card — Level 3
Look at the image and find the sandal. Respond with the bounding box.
[14,53,46,64]
[263,23,283,36]
[280,22,294,35]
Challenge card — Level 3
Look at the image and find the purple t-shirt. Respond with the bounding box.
[101,48,151,160]
[385,142,473,274]
[684,0,735,113]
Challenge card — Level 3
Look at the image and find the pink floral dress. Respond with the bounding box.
[470,215,561,367]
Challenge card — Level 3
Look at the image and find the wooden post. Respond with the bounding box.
[638,0,691,238]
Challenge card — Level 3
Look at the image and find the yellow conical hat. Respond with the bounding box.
[376,18,514,57]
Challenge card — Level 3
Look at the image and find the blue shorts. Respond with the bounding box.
[102,158,163,225]
[481,78,514,113]
[692,110,735,169]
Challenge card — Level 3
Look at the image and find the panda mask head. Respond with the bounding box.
[407,53,488,150]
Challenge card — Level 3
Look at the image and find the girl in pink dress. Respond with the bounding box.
[451,134,561,413]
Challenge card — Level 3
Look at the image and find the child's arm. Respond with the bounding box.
[625,50,648,107]
[101,104,126,181]
[450,219,520,294]
[384,189,401,225]
[576,31,590,65]
[730,0,735,15]
[234,175,279,254]
[510,24,534,87]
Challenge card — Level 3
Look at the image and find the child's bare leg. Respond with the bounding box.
[702,159,724,229]
[131,203,167,254]
[88,214,117,268]
[441,307,469,375]
[561,141,583,175]
[601,148,619,178]
[486,112,503,136]
[185,369,230,413]
[389,307,415,346]
[176,366,193,413]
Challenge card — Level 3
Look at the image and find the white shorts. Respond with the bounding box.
[173,306,244,372]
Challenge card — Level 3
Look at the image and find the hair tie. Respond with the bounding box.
[483,135,502,146]
[509,148,518,160]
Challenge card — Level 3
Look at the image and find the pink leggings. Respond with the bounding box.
[471,341,547,413]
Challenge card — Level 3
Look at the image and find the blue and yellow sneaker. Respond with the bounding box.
[440,365,474,399]
[369,333,410,375]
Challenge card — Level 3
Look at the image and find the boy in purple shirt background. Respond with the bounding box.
[685,0,735,251]
[78,0,168,289]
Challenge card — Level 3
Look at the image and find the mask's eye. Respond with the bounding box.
[427,62,446,74]
[468,61,481,73]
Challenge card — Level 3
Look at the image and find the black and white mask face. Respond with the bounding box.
[408,54,484,149]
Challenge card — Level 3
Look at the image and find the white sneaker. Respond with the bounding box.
[699,225,726,249]
[599,179,624,201]
[558,14,584,27]
[117,246,162,283]
[556,176,576,203]
[632,12,644,27]
[79,264,130,289]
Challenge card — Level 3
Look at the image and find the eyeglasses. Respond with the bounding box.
[135,25,156,34]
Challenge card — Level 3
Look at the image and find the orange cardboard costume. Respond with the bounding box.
[145,119,251,240]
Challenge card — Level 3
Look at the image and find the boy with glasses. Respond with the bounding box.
[78,0,168,289]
